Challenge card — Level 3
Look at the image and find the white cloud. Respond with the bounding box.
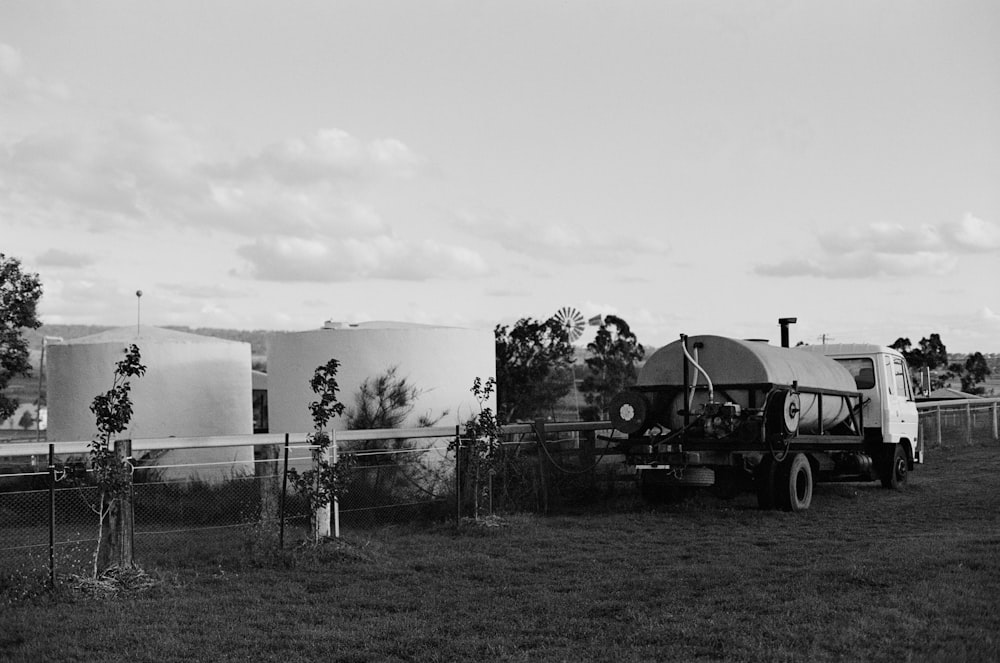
[36,249,95,268]
[817,222,942,255]
[757,215,996,279]
[981,307,1000,325]
[0,42,70,102]
[0,115,420,239]
[454,210,669,263]
[236,235,489,282]
[941,213,1000,252]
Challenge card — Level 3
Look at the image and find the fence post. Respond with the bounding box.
[992,401,998,441]
[315,442,332,539]
[256,443,279,529]
[966,403,973,446]
[534,419,550,515]
[97,438,135,571]
[279,433,289,549]
[48,443,55,589]
[332,431,340,539]
[936,405,942,447]
[454,425,461,524]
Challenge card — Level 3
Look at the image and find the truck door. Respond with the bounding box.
[883,354,919,448]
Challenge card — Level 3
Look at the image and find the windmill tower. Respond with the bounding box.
[552,307,585,420]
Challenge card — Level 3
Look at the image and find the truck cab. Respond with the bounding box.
[798,344,922,465]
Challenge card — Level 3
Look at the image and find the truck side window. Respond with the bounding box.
[834,358,876,389]
[893,357,910,399]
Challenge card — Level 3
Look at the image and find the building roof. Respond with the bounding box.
[923,387,984,400]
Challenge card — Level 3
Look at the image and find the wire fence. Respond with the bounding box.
[2,404,996,580]
[917,398,1000,448]
[0,424,625,580]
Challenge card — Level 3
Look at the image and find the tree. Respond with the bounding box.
[494,317,574,422]
[948,352,992,395]
[891,334,949,391]
[580,315,644,420]
[0,254,43,422]
[346,366,422,430]
[345,367,447,505]
[18,409,34,430]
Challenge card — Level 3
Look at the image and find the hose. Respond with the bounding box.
[682,341,715,404]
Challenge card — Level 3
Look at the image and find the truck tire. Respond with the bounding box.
[783,453,813,512]
[880,443,908,490]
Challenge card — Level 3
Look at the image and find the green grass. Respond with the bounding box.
[2,446,998,662]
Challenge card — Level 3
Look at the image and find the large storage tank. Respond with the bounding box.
[47,326,254,480]
[266,322,495,439]
[637,335,858,433]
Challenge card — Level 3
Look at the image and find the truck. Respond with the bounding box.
[608,319,921,511]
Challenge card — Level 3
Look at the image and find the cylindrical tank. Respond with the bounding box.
[638,335,858,433]
[47,326,253,480]
[266,322,495,439]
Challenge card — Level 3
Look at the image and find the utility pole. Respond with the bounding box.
[818,333,835,345]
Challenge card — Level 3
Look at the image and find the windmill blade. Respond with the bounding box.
[554,306,585,342]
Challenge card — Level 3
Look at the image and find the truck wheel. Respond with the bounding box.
[783,453,813,512]
[755,456,779,510]
[880,443,908,489]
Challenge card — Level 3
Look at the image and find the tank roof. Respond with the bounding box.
[799,343,897,356]
[60,325,247,346]
[320,320,465,330]
[639,335,856,391]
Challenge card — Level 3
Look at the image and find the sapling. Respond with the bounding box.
[454,377,502,519]
[287,358,353,542]
[88,344,146,577]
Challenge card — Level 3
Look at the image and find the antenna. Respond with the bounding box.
[136,290,143,334]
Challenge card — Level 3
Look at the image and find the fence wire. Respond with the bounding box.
[2,406,995,578]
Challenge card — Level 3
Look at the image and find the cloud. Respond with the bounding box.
[756,215,997,279]
[36,249,95,268]
[236,235,489,282]
[211,129,426,185]
[941,213,1000,252]
[454,210,669,263]
[981,307,1000,325]
[0,115,421,239]
[0,42,70,103]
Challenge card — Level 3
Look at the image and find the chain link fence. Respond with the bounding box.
[0,431,462,579]
[4,406,994,580]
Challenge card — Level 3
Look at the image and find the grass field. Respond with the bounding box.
[2,445,998,662]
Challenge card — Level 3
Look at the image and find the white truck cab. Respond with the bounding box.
[799,344,922,465]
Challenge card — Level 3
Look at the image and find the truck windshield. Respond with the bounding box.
[834,358,876,389]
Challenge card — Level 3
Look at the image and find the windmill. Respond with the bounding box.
[553,306,585,420]
[553,306,585,343]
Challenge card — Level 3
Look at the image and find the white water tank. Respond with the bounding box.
[266,322,495,438]
[47,326,253,480]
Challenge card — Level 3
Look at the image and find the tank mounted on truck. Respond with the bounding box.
[609,318,921,511]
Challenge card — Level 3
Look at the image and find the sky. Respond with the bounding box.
[1,0,999,354]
